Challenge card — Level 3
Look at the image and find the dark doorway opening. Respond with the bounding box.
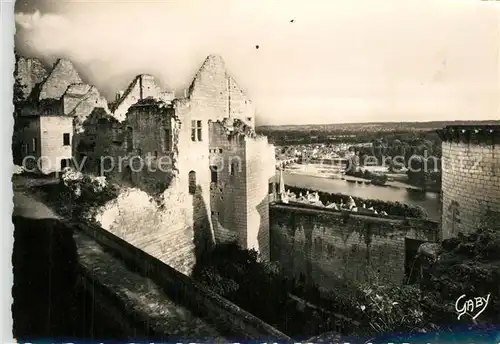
[60,158,72,170]
[188,170,196,194]
[123,165,133,184]
[404,238,426,284]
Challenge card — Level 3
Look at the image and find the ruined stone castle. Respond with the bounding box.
[14,54,499,292]
[14,54,276,274]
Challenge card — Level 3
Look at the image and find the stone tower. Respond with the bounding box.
[437,125,500,240]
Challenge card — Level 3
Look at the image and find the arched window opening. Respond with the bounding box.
[188,170,196,195]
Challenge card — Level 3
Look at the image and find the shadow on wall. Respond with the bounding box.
[193,185,215,261]
[256,195,270,259]
[12,216,78,338]
[12,216,134,340]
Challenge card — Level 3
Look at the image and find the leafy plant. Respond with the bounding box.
[57,169,119,220]
[356,278,425,335]
[419,209,500,328]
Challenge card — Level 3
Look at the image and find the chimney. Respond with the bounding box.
[184,89,188,98]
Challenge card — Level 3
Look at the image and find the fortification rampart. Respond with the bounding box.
[269,203,439,289]
[437,125,500,239]
[74,219,291,340]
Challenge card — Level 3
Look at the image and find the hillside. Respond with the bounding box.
[256,120,500,133]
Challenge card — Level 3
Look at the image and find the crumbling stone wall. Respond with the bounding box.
[94,180,197,275]
[111,75,174,122]
[83,54,275,270]
[189,55,229,122]
[438,126,500,239]
[244,136,276,260]
[208,120,275,258]
[189,55,255,127]
[75,108,124,175]
[15,57,48,100]
[227,76,255,128]
[62,84,110,132]
[209,121,248,246]
[38,59,83,101]
[270,204,439,289]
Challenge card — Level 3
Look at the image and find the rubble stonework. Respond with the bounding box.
[38,59,83,101]
[14,56,48,101]
[110,74,175,122]
[63,84,110,133]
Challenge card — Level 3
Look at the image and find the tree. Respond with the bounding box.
[192,242,292,329]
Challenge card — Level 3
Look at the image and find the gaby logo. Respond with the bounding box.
[455,293,491,320]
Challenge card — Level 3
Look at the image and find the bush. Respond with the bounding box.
[419,210,500,328]
[356,279,425,335]
[54,168,119,220]
[193,243,359,337]
[193,242,291,328]
[371,174,388,185]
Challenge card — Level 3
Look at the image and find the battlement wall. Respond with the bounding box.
[269,203,439,288]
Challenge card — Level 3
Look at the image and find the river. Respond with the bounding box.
[282,173,441,222]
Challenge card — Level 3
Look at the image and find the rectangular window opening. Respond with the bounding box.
[163,128,171,151]
[210,165,218,183]
[63,133,70,146]
[197,120,202,141]
[191,120,202,142]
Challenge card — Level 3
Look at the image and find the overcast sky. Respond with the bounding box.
[14,0,500,125]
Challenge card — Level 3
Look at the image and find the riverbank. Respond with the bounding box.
[280,172,441,222]
[283,163,432,192]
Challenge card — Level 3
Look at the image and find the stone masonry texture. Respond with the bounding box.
[38,59,83,101]
[269,204,439,289]
[15,57,48,100]
[111,74,174,122]
[79,54,276,275]
[439,126,500,239]
[15,57,111,173]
